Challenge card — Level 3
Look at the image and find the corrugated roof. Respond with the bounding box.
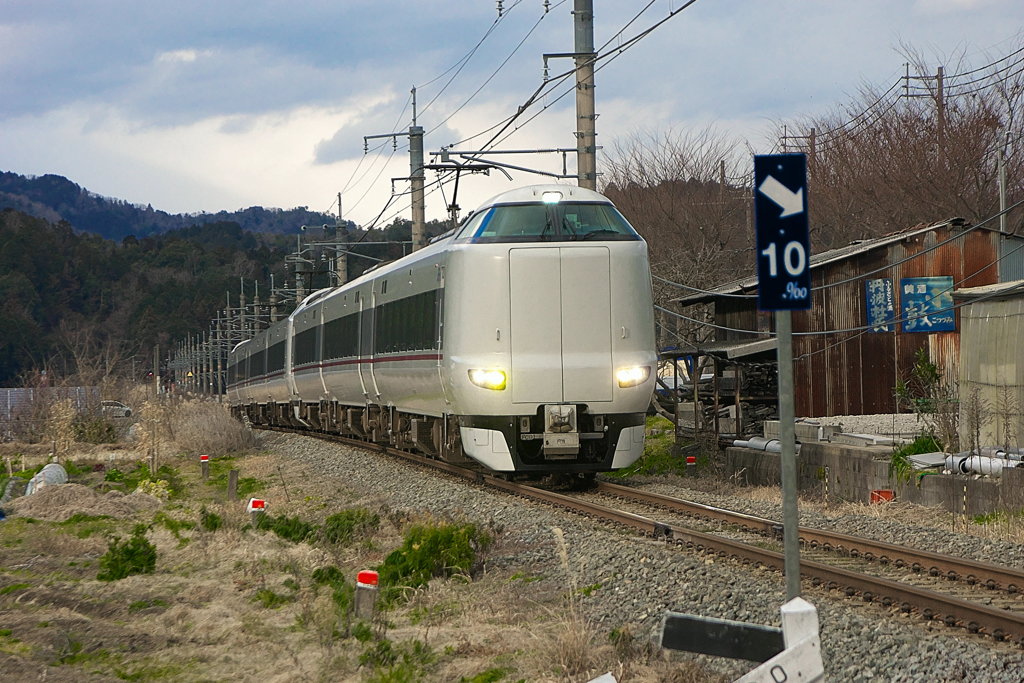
[675,218,969,305]
[952,278,1024,302]
[660,337,777,360]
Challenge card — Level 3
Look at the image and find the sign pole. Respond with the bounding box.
[776,309,801,599]
[753,153,810,600]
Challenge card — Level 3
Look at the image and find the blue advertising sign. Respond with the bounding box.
[865,278,896,332]
[754,154,811,311]
[900,276,955,332]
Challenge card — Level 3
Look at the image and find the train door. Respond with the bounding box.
[356,289,377,399]
[509,246,613,404]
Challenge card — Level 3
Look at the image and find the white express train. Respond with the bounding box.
[226,185,656,474]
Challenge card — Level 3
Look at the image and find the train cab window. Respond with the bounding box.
[452,209,489,240]
[457,202,640,243]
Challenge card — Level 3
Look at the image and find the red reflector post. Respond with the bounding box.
[199,454,210,462]
[247,498,267,512]
[357,570,379,587]
[685,455,697,465]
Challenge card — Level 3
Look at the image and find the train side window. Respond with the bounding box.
[293,327,318,366]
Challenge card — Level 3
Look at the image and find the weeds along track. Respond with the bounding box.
[267,426,1024,646]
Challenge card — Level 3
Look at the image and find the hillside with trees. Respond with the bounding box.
[0,171,342,240]
[0,209,291,385]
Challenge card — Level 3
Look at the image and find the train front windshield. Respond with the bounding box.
[456,201,641,243]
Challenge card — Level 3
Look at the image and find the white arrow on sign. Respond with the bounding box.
[758,175,804,218]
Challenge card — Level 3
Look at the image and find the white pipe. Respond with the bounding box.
[945,454,1017,477]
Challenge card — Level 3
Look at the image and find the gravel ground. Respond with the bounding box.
[274,432,1024,682]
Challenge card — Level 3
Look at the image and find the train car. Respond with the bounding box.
[227,184,656,474]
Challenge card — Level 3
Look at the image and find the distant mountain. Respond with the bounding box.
[0,171,343,240]
[0,207,297,384]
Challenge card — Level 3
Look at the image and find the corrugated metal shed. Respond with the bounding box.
[953,280,1024,447]
[675,220,1024,417]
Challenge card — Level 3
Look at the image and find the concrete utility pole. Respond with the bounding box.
[998,130,1008,235]
[410,88,426,251]
[574,0,597,190]
[364,87,426,252]
[336,192,348,284]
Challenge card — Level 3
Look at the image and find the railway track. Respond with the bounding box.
[267,426,1024,645]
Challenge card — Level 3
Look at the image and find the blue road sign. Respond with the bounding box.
[754,154,811,311]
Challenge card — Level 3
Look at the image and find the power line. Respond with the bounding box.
[656,204,1024,341]
[656,198,1024,301]
[428,1,562,136]
[418,1,522,118]
[451,0,702,159]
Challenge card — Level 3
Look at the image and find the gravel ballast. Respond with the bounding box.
[275,432,1024,682]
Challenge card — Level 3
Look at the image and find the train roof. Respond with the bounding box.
[476,184,612,209]
[289,185,620,318]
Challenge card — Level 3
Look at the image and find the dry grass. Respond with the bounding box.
[169,399,258,456]
[0,445,726,682]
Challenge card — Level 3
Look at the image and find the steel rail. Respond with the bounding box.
[267,427,1024,643]
[596,481,1024,594]
[505,480,1024,644]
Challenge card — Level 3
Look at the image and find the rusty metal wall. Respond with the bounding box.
[790,225,1005,416]
[709,226,1021,417]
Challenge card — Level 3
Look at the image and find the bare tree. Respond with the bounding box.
[781,43,1024,248]
[602,126,752,348]
[57,318,129,388]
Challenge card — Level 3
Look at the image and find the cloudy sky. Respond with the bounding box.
[2,0,1022,225]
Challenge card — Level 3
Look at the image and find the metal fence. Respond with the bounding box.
[0,386,100,440]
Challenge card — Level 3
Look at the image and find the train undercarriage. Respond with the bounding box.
[233,400,643,474]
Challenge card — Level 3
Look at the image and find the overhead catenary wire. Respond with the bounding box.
[428,1,565,136]
[655,198,1024,301]
[418,0,523,119]
[451,0,702,158]
[655,204,1024,343]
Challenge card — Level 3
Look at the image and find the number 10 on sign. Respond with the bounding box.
[754,154,811,311]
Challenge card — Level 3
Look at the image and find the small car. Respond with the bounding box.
[101,400,132,418]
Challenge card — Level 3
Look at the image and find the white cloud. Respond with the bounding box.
[913,0,1003,12]
[155,48,209,64]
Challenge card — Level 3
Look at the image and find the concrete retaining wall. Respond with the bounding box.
[724,442,1024,515]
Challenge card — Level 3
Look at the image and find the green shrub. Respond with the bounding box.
[378,523,491,605]
[312,565,354,614]
[59,513,115,539]
[72,417,118,444]
[199,506,222,531]
[890,433,942,485]
[361,639,435,682]
[153,512,194,546]
[607,415,692,478]
[321,508,380,545]
[255,513,316,544]
[97,524,157,581]
[312,565,346,586]
[460,668,510,683]
[352,621,374,643]
[104,463,182,497]
[203,458,266,498]
[254,588,293,609]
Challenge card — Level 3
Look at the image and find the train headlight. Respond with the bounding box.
[468,369,507,390]
[541,191,563,204]
[615,365,650,388]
